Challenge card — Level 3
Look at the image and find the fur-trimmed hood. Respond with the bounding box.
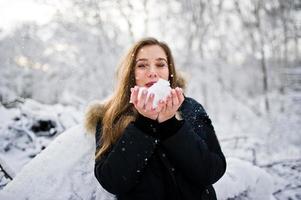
[84,100,106,135]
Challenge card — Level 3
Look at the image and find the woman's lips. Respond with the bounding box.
[145,82,156,87]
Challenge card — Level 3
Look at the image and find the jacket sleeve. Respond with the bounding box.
[94,123,159,195]
[161,108,226,187]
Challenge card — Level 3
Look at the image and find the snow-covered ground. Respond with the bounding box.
[0,98,81,187]
[0,98,300,199]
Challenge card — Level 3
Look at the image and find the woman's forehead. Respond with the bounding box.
[136,45,167,61]
[136,57,167,63]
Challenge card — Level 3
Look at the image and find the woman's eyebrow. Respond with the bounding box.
[135,58,148,63]
[135,57,167,63]
[156,58,167,62]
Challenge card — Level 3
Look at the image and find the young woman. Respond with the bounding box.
[84,37,226,200]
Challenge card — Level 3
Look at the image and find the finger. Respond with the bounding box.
[130,88,134,103]
[156,99,165,112]
[137,88,148,109]
[161,103,167,113]
[166,94,173,110]
[176,88,185,105]
[145,93,155,111]
[171,89,179,106]
[130,86,138,104]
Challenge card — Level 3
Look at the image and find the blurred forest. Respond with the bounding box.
[0,0,300,145]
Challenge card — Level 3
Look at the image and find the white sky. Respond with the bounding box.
[0,0,147,38]
[0,0,56,34]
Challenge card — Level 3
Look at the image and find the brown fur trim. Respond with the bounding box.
[176,71,187,91]
[84,100,106,134]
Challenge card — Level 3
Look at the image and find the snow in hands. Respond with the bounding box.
[137,78,171,108]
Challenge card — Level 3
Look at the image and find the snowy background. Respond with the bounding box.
[0,0,300,199]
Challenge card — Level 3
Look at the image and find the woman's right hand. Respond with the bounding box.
[130,86,165,120]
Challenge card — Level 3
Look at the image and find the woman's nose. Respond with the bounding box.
[147,65,158,77]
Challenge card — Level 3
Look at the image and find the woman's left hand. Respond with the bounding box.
[157,87,184,123]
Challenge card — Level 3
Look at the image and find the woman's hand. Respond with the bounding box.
[130,86,184,122]
[157,87,184,123]
[130,86,165,120]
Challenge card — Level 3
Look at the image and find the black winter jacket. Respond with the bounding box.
[94,97,226,200]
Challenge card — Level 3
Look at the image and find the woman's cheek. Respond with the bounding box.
[160,68,169,80]
[135,71,145,86]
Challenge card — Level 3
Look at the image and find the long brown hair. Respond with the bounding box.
[95,37,185,160]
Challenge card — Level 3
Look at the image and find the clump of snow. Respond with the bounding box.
[138,78,171,108]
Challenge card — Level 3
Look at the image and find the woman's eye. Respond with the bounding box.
[137,64,145,68]
[157,63,166,67]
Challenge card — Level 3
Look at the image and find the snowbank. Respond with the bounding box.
[0,125,114,200]
[214,157,274,200]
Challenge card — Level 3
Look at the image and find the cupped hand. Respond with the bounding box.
[157,87,184,123]
[130,86,165,120]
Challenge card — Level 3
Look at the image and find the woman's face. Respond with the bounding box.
[134,45,169,88]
